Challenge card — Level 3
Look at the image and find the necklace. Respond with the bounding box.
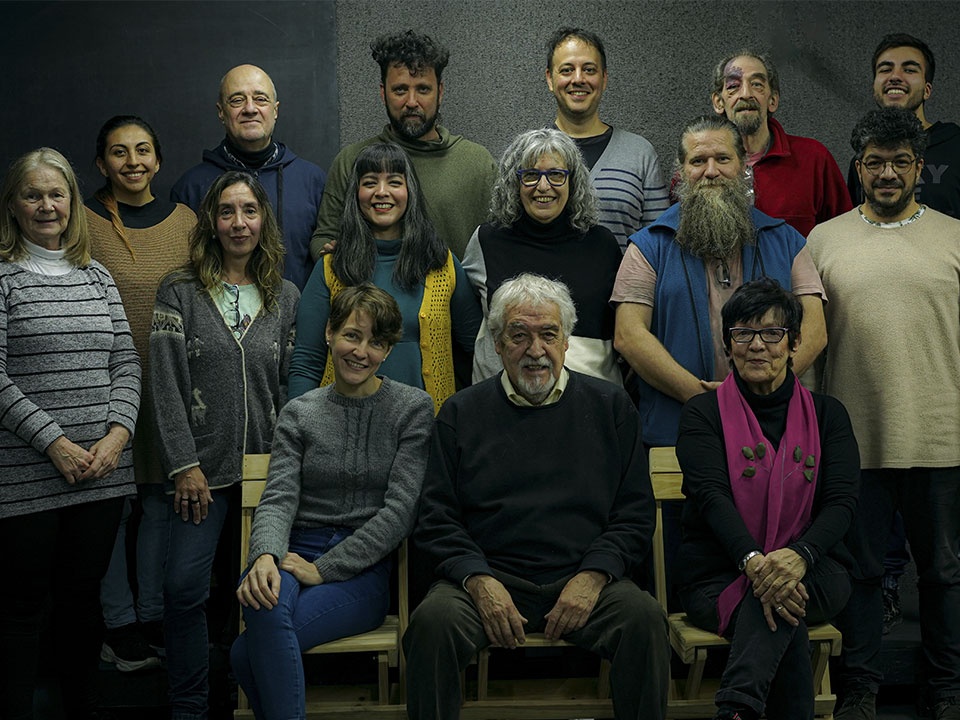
[858,204,925,228]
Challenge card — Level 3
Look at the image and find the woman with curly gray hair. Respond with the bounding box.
[463,127,623,385]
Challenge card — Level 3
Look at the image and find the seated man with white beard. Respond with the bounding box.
[611,115,827,448]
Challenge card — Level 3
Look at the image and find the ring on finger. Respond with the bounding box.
[776,605,784,612]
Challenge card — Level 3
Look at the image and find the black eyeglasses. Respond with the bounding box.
[729,327,789,344]
[859,157,917,176]
[516,168,570,187]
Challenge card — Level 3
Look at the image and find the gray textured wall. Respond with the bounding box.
[334,0,960,176]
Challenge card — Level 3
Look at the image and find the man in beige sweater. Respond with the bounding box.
[808,107,960,720]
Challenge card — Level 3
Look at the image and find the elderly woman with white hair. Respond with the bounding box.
[463,127,623,386]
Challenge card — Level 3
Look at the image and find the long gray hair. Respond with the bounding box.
[488,128,598,233]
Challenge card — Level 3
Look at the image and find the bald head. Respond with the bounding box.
[216,64,279,152]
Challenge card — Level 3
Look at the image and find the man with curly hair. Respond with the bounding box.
[310,30,496,261]
[809,107,960,720]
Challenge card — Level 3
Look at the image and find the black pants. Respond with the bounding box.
[835,467,960,703]
[681,555,850,719]
[0,497,124,720]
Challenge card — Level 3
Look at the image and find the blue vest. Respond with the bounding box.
[628,204,807,446]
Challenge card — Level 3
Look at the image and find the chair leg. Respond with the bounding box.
[684,647,708,701]
[377,650,389,705]
[477,648,490,701]
[598,658,611,699]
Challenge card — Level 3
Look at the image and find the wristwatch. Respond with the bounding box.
[739,550,762,572]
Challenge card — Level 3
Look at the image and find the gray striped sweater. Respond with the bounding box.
[0,260,141,518]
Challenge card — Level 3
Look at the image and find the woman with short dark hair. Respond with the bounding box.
[676,278,860,720]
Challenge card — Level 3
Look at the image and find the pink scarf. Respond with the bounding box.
[715,373,820,634]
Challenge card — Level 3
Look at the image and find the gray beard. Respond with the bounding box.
[675,173,755,260]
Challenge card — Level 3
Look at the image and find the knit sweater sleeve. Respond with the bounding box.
[314,386,435,581]
[150,277,200,477]
[287,262,331,400]
[277,281,300,405]
[414,398,496,584]
[449,253,482,353]
[0,270,63,452]
[95,263,142,435]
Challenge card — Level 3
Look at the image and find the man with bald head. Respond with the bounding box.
[172,64,326,289]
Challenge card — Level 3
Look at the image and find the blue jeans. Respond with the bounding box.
[836,467,960,703]
[101,485,171,628]
[230,527,391,720]
[163,485,237,720]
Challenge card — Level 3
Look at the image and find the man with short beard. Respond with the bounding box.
[310,30,496,260]
[847,34,960,220]
[611,115,827,448]
[808,107,960,720]
[711,50,850,237]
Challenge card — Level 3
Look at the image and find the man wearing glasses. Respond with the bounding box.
[848,34,960,220]
[710,50,851,238]
[611,114,827,449]
[808,107,960,720]
[545,28,668,252]
[171,64,327,291]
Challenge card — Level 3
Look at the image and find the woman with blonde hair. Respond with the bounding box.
[152,170,299,719]
[0,147,141,718]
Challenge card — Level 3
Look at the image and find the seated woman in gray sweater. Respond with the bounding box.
[230,283,434,720]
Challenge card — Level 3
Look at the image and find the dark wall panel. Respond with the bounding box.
[1,1,338,201]
[334,0,960,178]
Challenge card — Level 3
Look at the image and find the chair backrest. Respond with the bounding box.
[240,454,409,629]
[649,446,685,613]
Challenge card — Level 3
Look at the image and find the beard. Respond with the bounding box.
[513,359,557,405]
[865,177,918,219]
[731,99,763,136]
[387,105,439,141]
[675,172,755,260]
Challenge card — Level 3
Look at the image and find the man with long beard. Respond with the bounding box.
[611,115,827,448]
[309,30,496,260]
[711,50,850,237]
[809,107,960,720]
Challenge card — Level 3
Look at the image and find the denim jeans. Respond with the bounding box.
[230,527,391,720]
[101,496,139,629]
[0,497,123,720]
[101,485,172,629]
[163,485,237,720]
[836,467,960,703]
[682,556,851,719]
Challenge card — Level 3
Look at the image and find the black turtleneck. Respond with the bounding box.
[731,367,795,451]
[476,209,622,340]
[85,195,177,228]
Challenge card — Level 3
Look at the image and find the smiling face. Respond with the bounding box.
[358,170,408,239]
[712,55,779,137]
[681,129,744,185]
[494,301,568,405]
[381,63,443,142]
[11,166,72,250]
[519,153,570,224]
[546,37,608,122]
[857,141,923,222]
[873,46,931,113]
[96,124,160,205]
[217,65,279,152]
[728,308,797,395]
[215,182,262,266]
[326,309,391,397]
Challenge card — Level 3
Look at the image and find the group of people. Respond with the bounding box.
[0,24,957,720]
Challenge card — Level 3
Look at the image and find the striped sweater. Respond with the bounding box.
[0,260,141,518]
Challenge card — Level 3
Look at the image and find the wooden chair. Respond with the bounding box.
[650,446,843,720]
[235,454,408,719]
